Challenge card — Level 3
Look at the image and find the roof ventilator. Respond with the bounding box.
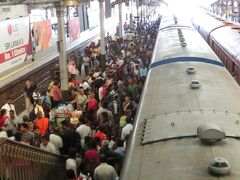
[186,67,196,74]
[197,123,225,143]
[208,157,231,175]
[181,42,187,47]
[180,37,185,43]
[179,34,184,39]
[190,80,201,89]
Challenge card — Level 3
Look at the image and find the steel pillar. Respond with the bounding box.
[99,0,106,69]
[118,0,123,38]
[55,2,69,96]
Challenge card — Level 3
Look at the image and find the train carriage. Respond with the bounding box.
[121,13,240,180]
[192,13,240,83]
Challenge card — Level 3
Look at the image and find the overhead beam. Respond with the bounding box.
[0,0,26,6]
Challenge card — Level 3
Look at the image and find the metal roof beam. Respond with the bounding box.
[0,0,26,5]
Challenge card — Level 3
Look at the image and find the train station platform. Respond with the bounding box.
[0,17,117,89]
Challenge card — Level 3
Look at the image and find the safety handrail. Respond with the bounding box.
[0,138,67,180]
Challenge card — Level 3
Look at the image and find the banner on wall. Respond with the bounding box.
[33,19,52,52]
[87,1,100,29]
[69,18,80,42]
[0,17,32,73]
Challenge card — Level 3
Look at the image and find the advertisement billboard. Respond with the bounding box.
[69,18,80,42]
[87,1,100,29]
[33,19,52,52]
[0,16,32,73]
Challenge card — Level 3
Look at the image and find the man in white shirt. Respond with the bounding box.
[76,118,91,146]
[97,101,114,125]
[49,130,63,155]
[40,135,57,154]
[4,110,19,134]
[83,53,90,75]
[0,128,8,138]
[66,148,77,177]
[121,117,133,141]
[1,97,17,117]
[94,153,118,180]
[82,80,90,90]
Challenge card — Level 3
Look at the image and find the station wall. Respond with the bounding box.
[0,5,28,21]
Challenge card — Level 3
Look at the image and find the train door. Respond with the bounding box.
[237,67,240,84]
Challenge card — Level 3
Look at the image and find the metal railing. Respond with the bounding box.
[0,138,67,180]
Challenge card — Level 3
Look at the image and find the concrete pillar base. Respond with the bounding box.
[100,54,106,69]
[62,90,70,102]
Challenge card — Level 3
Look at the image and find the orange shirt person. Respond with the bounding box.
[35,111,49,136]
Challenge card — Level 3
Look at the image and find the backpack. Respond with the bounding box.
[28,106,39,121]
[42,97,50,118]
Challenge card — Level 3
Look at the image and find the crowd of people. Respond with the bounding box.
[0,18,160,180]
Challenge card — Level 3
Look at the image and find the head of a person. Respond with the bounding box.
[99,153,107,163]
[15,132,22,142]
[36,99,42,105]
[84,136,91,147]
[98,126,105,133]
[101,101,108,109]
[101,112,109,122]
[22,115,29,122]
[0,109,7,117]
[90,92,95,99]
[9,110,15,119]
[89,139,98,149]
[37,111,43,119]
[20,123,29,133]
[41,90,47,96]
[113,94,119,101]
[78,87,84,95]
[125,95,130,102]
[25,79,32,86]
[79,117,86,124]
[6,97,12,104]
[68,148,77,159]
[41,135,50,146]
[71,74,76,80]
[126,116,132,124]
[116,138,124,147]
[28,120,34,131]
[54,81,60,86]
[61,120,69,130]
[101,140,109,148]
[6,130,13,138]
[33,126,40,136]
[66,169,76,179]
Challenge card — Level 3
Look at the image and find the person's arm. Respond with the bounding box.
[34,106,38,115]
[56,87,62,100]
[112,167,118,179]
[98,88,103,101]
[113,102,118,115]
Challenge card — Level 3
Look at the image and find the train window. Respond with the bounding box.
[233,64,238,80]
[225,61,228,69]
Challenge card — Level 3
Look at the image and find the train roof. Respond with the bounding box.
[192,13,240,62]
[121,16,240,180]
[160,13,193,30]
[211,26,240,60]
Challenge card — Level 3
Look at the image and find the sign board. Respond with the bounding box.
[69,18,80,42]
[33,19,52,52]
[0,16,32,73]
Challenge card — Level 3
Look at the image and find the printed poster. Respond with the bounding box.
[33,19,52,52]
[0,16,32,73]
[69,18,80,41]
